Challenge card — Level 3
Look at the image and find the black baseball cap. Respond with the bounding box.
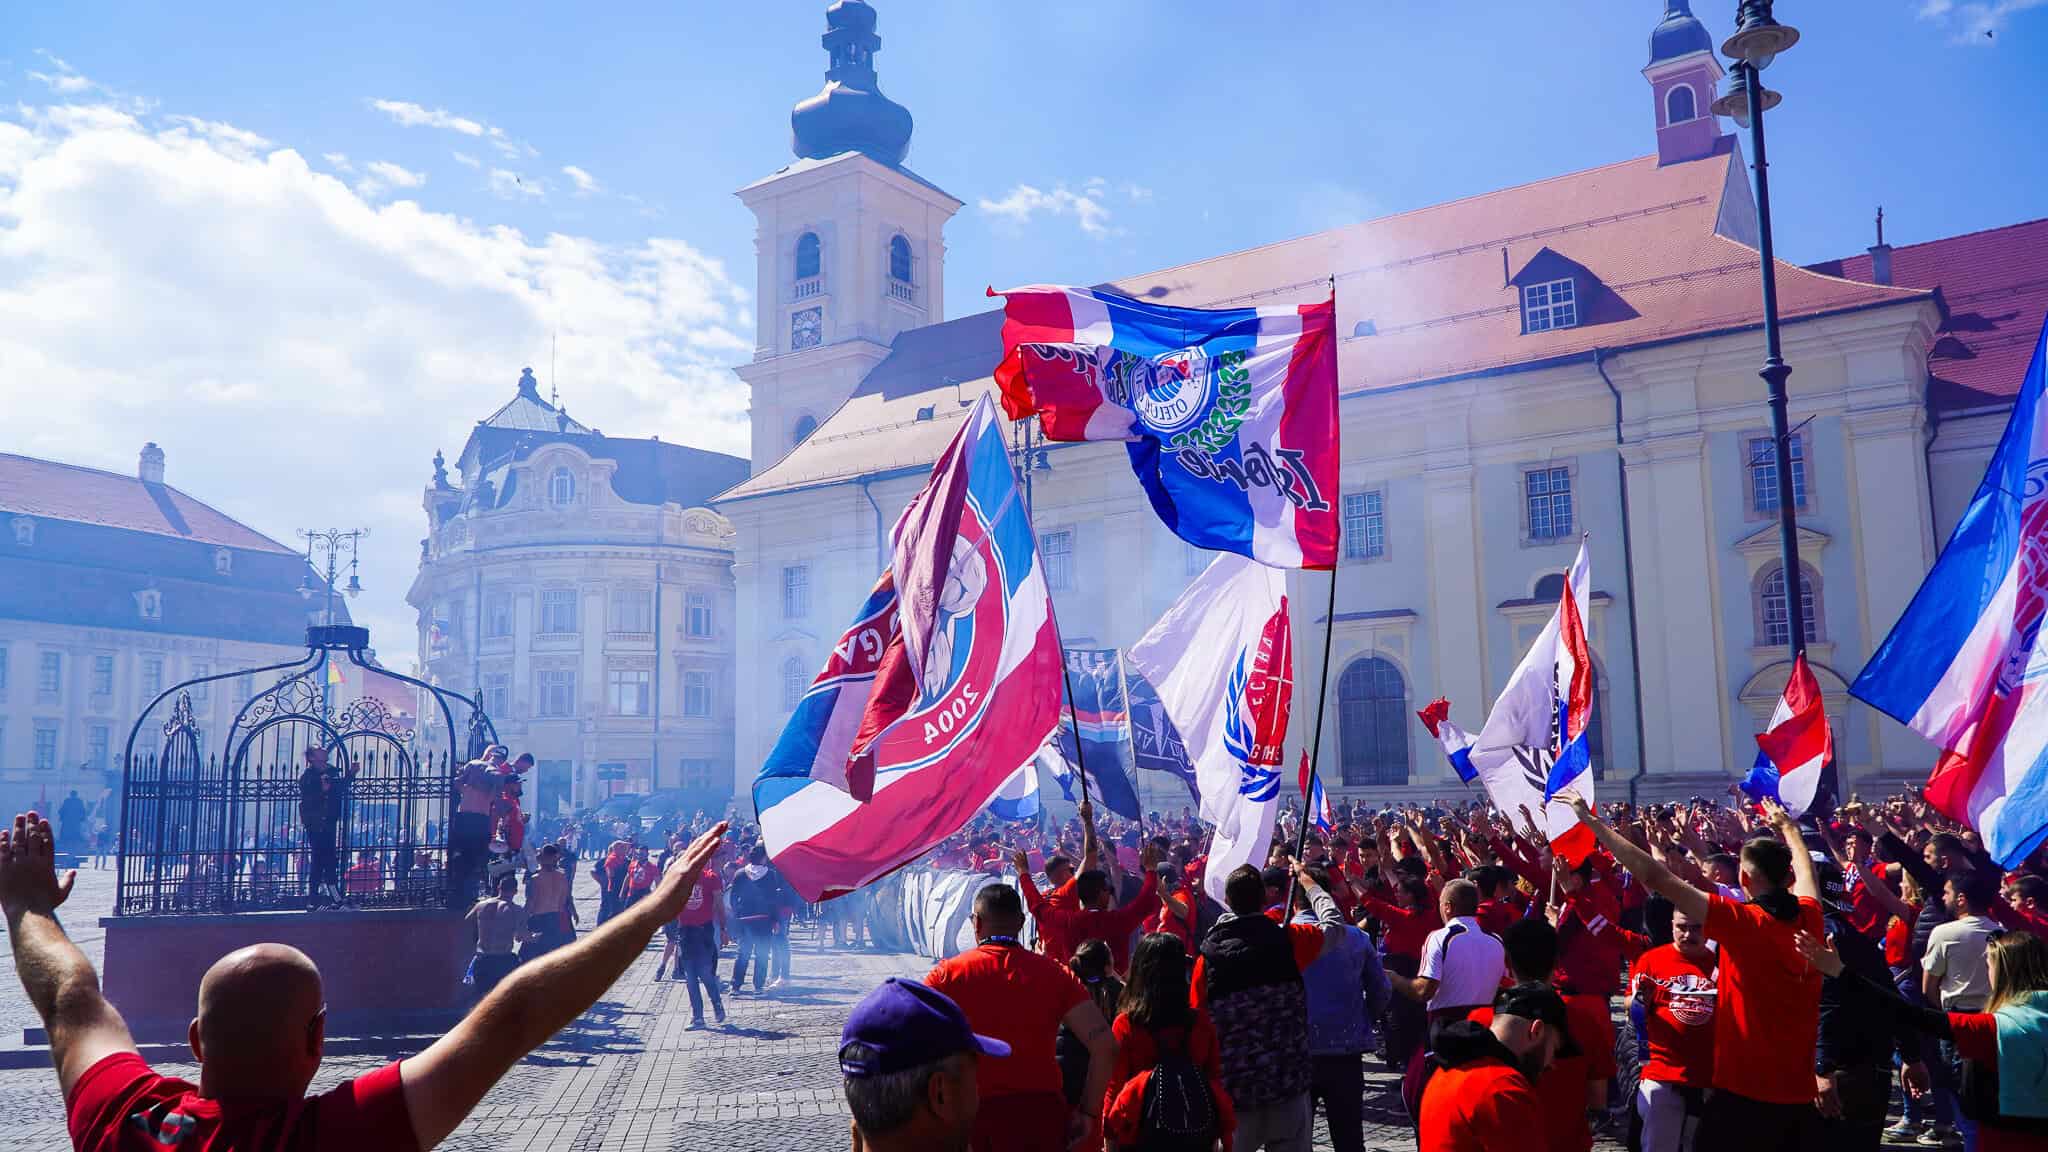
[839,978,1010,1079]
[1492,982,1581,1058]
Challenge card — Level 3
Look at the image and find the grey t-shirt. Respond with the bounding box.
[1922,913,1999,1010]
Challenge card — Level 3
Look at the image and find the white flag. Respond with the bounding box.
[1129,553,1292,904]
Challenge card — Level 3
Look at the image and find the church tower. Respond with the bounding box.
[1643,0,1724,166]
[734,0,962,472]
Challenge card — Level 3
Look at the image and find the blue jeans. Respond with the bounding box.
[678,923,722,1020]
[732,920,771,991]
[769,918,792,982]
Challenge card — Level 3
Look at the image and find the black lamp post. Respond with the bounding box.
[297,527,368,628]
[1713,2,1807,661]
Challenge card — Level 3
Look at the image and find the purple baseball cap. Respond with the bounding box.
[839,978,1010,1078]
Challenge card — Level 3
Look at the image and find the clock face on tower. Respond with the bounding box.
[791,306,823,350]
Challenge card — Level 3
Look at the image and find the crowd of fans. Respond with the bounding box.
[841,787,2048,1152]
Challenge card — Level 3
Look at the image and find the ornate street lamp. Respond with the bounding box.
[1711,1,1808,661]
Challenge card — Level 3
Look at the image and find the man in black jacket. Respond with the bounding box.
[1803,856,1925,1151]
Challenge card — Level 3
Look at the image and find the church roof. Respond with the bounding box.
[468,431,751,513]
[477,367,591,435]
[1649,0,1715,65]
[718,140,1926,504]
[0,453,295,553]
[1807,217,2048,412]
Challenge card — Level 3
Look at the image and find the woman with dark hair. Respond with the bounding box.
[1058,940,1126,1113]
[1799,928,2048,1151]
[1101,933,1234,1152]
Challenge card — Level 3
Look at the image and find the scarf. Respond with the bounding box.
[1996,990,2048,1119]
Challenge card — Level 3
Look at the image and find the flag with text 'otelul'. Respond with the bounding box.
[752,394,1065,900]
[1853,316,2048,867]
[991,286,1340,570]
[1474,538,1597,865]
[1740,655,1834,818]
[1129,552,1293,903]
[1416,697,1479,783]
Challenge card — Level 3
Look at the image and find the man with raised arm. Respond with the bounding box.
[0,808,727,1151]
[1564,794,1822,1152]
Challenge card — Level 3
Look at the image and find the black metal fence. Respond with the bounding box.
[115,625,494,917]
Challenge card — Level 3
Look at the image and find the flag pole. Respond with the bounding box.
[1062,653,1091,807]
[1284,560,1341,919]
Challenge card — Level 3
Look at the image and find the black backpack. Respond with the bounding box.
[1139,1025,1216,1151]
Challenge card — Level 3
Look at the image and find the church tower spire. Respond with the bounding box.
[1644,0,1725,166]
[791,1,914,166]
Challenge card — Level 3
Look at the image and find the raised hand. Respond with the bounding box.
[0,812,75,918]
[1012,850,1031,876]
[652,820,729,919]
[1792,929,1844,978]
[1560,792,1595,824]
[1759,797,1795,832]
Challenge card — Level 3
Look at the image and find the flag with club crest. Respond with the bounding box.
[1128,552,1293,903]
[753,394,1065,900]
[991,285,1339,570]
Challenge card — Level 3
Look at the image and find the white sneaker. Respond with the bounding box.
[767,977,786,990]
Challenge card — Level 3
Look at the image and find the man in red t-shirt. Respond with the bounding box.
[1628,907,1716,1152]
[1418,982,1572,1152]
[1566,794,1824,1152]
[924,881,1115,1152]
[0,808,731,1152]
[660,862,728,1029]
[1015,842,1160,973]
[1461,918,1612,1152]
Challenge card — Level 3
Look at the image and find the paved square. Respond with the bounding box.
[0,866,1623,1150]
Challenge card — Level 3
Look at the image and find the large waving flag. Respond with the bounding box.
[1298,751,1333,833]
[1474,539,1597,864]
[1853,317,2048,867]
[1740,655,1834,817]
[1129,553,1292,903]
[991,286,1339,570]
[1416,698,1479,783]
[753,395,1065,900]
[1128,666,1201,803]
[1049,647,1141,819]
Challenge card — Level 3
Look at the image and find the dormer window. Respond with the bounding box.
[1523,278,1578,333]
[213,548,233,576]
[11,516,33,546]
[136,589,162,621]
[1665,84,1697,126]
[549,467,576,507]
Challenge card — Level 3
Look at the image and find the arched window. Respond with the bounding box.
[888,235,912,284]
[792,413,819,446]
[1533,572,1566,602]
[1666,84,1696,126]
[548,467,575,507]
[1338,656,1409,786]
[795,232,822,281]
[1757,563,1821,647]
[781,654,808,711]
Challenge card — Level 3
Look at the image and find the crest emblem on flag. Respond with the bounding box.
[1222,597,1292,801]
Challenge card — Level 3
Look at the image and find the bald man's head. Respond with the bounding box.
[190,944,326,1100]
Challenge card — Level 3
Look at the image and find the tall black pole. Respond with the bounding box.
[1013,417,1088,807]
[1742,60,1807,664]
[1283,562,1340,920]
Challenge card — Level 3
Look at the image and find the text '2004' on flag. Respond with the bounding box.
[1854,315,2048,867]
[990,285,1340,571]
[752,394,1065,901]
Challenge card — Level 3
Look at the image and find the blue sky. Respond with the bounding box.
[2,0,2044,648]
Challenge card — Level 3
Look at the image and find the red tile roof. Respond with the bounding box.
[1807,218,2048,411]
[0,453,295,553]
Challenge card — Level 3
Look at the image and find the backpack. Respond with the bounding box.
[1139,1025,1216,1152]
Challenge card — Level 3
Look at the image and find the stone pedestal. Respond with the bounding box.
[99,908,470,1043]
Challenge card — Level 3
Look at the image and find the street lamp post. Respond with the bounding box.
[297,528,368,628]
[1712,3,1806,661]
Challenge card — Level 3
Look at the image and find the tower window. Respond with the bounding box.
[889,235,912,284]
[792,414,819,446]
[1666,83,1697,126]
[795,231,822,281]
[1523,278,1578,333]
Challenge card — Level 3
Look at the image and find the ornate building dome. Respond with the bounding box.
[790,0,913,166]
[1649,0,1714,64]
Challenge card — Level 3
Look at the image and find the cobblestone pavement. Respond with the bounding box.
[0,865,1625,1150]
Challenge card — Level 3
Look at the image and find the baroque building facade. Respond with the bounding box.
[408,369,749,815]
[714,0,2048,807]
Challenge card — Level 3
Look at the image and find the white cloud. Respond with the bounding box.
[166,115,270,156]
[977,182,1117,237]
[561,165,600,196]
[28,50,96,95]
[0,96,753,652]
[322,151,354,173]
[1915,0,2046,41]
[355,159,426,199]
[451,151,481,169]
[367,98,535,159]
[487,168,543,200]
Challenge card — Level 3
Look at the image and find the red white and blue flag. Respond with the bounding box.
[991,286,1340,570]
[1474,538,1598,864]
[1298,751,1333,833]
[1854,317,2048,867]
[1741,655,1833,818]
[753,395,1065,900]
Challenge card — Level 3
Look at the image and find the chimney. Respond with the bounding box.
[1868,205,1894,286]
[138,442,166,485]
